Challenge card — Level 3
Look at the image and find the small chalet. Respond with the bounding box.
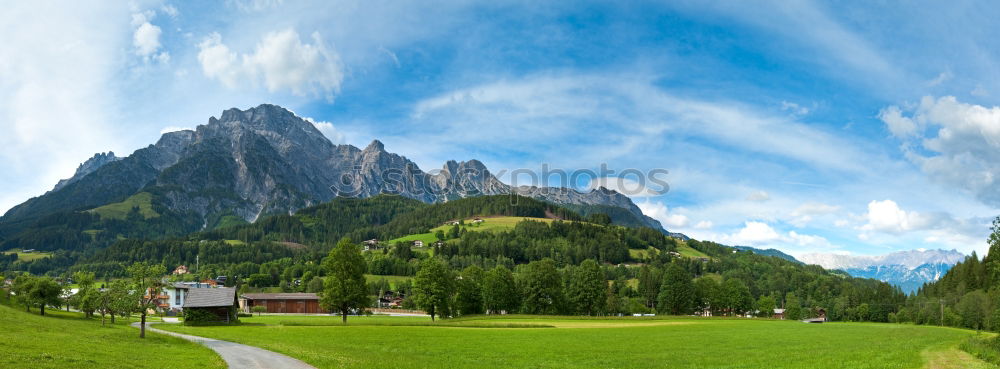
[183,287,239,323]
[472,217,484,223]
[172,265,189,275]
[241,293,330,314]
[363,239,380,251]
[413,240,424,247]
[804,308,827,323]
[773,308,785,320]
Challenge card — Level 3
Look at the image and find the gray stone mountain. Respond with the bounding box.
[1,104,665,234]
[798,249,966,293]
[50,151,120,192]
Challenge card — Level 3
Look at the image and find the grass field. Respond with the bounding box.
[388,216,558,244]
[155,314,991,369]
[88,192,158,220]
[2,249,53,262]
[364,274,413,288]
[0,302,223,369]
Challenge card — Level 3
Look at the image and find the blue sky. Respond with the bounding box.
[2,0,1000,257]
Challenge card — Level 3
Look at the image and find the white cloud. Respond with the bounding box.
[694,220,713,229]
[159,126,192,135]
[304,117,345,144]
[638,201,690,229]
[0,2,126,214]
[161,4,179,18]
[883,96,1000,206]
[971,85,988,97]
[878,105,919,138]
[130,9,168,63]
[746,190,770,202]
[927,70,952,87]
[728,221,783,245]
[780,101,809,116]
[789,202,841,226]
[197,28,344,100]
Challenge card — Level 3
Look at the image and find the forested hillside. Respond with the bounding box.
[905,218,1000,331]
[0,194,910,321]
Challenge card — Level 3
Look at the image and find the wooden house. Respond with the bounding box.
[241,293,330,314]
[183,287,239,323]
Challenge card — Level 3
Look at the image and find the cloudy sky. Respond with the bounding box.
[2,0,1000,257]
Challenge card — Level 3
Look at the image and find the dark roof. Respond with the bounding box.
[183,288,237,308]
[242,293,320,300]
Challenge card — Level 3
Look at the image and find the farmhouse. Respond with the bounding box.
[241,293,330,314]
[172,265,189,275]
[413,240,424,247]
[183,287,239,323]
[773,308,785,320]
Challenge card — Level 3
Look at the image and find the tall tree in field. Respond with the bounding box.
[657,263,695,315]
[108,279,136,324]
[637,265,661,309]
[320,238,371,324]
[694,277,719,315]
[483,265,519,314]
[28,277,62,316]
[11,274,35,312]
[455,265,485,316]
[414,257,455,321]
[721,278,752,316]
[128,262,166,338]
[519,258,565,315]
[756,295,776,318]
[569,259,607,315]
[784,292,802,321]
[70,271,97,318]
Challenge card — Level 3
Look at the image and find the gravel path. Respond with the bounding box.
[132,322,316,369]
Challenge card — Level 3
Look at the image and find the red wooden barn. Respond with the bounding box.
[241,293,330,314]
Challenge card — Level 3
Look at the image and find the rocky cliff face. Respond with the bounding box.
[51,152,120,192]
[1,104,666,232]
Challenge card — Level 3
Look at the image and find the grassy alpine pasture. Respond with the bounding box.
[1,249,53,262]
[388,216,557,245]
[87,192,159,220]
[156,315,992,369]
[0,303,223,369]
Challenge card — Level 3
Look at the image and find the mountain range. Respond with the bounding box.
[0,104,665,248]
[798,249,966,293]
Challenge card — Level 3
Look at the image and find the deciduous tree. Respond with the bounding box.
[320,238,371,324]
[414,257,454,321]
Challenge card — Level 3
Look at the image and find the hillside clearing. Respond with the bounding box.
[1,249,53,262]
[88,192,158,220]
[388,216,559,244]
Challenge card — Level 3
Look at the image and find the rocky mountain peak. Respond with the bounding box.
[51,151,121,192]
[363,139,386,153]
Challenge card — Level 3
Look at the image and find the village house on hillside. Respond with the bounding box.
[172,265,189,275]
[413,240,424,247]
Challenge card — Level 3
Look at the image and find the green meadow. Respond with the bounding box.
[0,303,223,369]
[1,249,53,262]
[388,216,558,245]
[156,314,992,369]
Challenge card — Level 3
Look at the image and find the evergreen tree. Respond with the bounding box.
[657,263,695,315]
[320,238,371,324]
[784,292,802,321]
[569,259,607,315]
[637,265,661,309]
[414,257,454,321]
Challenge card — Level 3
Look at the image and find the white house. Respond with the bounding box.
[163,281,217,314]
[413,240,424,247]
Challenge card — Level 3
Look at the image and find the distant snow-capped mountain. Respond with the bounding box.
[798,249,966,293]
